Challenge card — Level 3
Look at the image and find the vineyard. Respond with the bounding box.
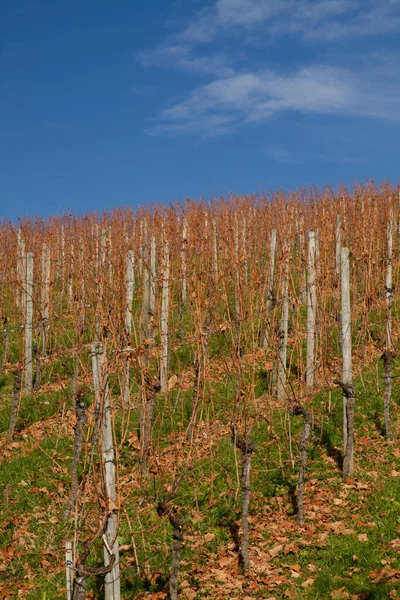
[0,181,400,599]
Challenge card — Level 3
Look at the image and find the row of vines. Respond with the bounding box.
[0,181,399,598]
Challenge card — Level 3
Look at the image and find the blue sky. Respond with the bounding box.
[1,0,400,221]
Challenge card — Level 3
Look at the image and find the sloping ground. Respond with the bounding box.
[0,354,399,600]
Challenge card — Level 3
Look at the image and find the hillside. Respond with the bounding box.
[0,183,399,599]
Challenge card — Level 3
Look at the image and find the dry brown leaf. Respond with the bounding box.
[269,544,284,558]
[167,374,178,391]
[369,566,400,582]
[357,533,368,542]
[331,588,350,598]
[48,516,59,524]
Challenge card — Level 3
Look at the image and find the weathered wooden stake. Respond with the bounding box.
[41,242,51,357]
[262,229,277,349]
[65,390,87,515]
[233,431,254,571]
[293,405,311,525]
[17,229,25,310]
[65,541,73,600]
[125,250,135,337]
[340,247,354,476]
[181,216,187,305]
[149,235,156,338]
[335,215,341,275]
[277,241,290,401]
[24,252,33,395]
[306,232,316,394]
[160,241,170,393]
[90,343,120,600]
[383,216,394,440]
[212,218,218,280]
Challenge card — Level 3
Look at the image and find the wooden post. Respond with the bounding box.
[125,250,135,337]
[241,216,248,286]
[212,218,218,280]
[383,216,394,440]
[341,247,354,476]
[17,229,25,310]
[41,242,51,357]
[233,432,254,571]
[141,243,150,343]
[295,405,311,525]
[386,217,393,349]
[108,225,113,284]
[160,241,170,393]
[24,253,33,395]
[262,230,277,350]
[90,343,120,600]
[299,217,307,305]
[68,242,74,307]
[181,216,187,305]
[306,232,316,394]
[149,235,156,340]
[335,215,341,275]
[65,541,73,600]
[60,225,65,291]
[233,216,242,410]
[277,241,289,401]
[233,215,240,330]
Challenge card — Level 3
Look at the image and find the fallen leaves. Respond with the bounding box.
[369,565,400,583]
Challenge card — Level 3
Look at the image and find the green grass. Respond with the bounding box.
[0,340,399,598]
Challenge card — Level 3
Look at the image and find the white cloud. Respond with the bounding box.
[176,0,400,43]
[137,1,400,136]
[148,60,400,136]
[150,65,354,135]
[136,44,233,77]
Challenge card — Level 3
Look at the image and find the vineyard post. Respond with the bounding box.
[298,215,306,305]
[17,228,25,310]
[181,216,187,305]
[125,250,135,336]
[232,429,254,571]
[212,218,218,280]
[90,342,120,600]
[306,232,316,394]
[341,247,354,477]
[24,252,33,395]
[233,215,243,409]
[108,225,113,284]
[242,216,248,285]
[68,242,74,307]
[262,229,277,350]
[383,216,394,440]
[141,241,150,354]
[336,215,341,275]
[277,241,289,401]
[60,224,65,293]
[149,235,156,340]
[160,240,170,393]
[65,541,73,600]
[41,242,50,357]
